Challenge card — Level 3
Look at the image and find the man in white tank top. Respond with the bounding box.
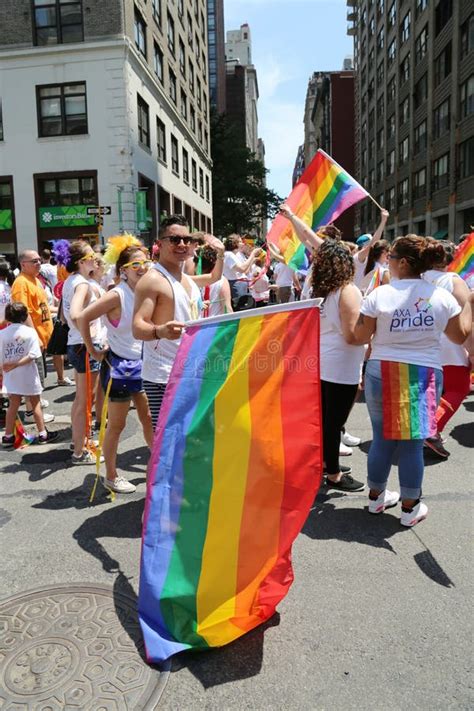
[133,215,225,428]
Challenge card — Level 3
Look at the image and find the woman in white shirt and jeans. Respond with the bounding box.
[350,236,471,526]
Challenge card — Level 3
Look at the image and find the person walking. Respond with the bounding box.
[349,236,471,526]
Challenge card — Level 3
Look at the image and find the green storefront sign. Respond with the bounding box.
[0,209,13,230]
[38,205,96,228]
[136,191,148,232]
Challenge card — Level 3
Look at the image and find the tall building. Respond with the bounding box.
[348,0,474,241]
[207,0,226,114]
[0,0,212,258]
[225,24,259,154]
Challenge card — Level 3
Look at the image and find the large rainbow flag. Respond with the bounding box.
[267,150,369,270]
[448,232,474,282]
[139,301,323,663]
[381,361,437,440]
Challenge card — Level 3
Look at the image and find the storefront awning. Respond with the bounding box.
[432,229,448,240]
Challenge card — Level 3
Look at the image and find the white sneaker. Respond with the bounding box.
[368,489,400,514]
[339,442,353,456]
[401,501,428,527]
[57,377,74,386]
[24,411,55,424]
[342,430,361,447]
[40,398,49,408]
[104,476,136,494]
[71,450,104,465]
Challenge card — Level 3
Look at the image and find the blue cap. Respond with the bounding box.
[356,233,372,246]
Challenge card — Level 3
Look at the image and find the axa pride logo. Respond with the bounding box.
[390,297,434,331]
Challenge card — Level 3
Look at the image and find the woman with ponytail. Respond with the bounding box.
[350,236,472,526]
[360,239,390,294]
[78,235,153,493]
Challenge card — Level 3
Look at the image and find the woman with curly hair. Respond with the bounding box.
[311,240,366,491]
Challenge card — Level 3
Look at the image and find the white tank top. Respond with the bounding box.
[105,281,142,360]
[142,263,201,383]
[63,273,98,346]
[203,277,227,316]
[423,270,469,367]
[320,287,365,384]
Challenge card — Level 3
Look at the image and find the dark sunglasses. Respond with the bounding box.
[162,236,198,246]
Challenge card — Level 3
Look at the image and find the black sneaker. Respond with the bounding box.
[326,473,365,492]
[2,434,15,449]
[424,435,450,459]
[36,430,60,445]
[323,464,352,475]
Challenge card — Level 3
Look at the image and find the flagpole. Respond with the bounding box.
[367,193,385,212]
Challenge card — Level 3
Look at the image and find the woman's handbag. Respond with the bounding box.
[105,351,143,393]
[46,301,69,356]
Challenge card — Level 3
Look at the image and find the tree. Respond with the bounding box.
[210,110,282,238]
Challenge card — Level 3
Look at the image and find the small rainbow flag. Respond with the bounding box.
[448,233,474,282]
[381,361,438,440]
[139,301,323,663]
[267,150,369,270]
[365,267,382,296]
[13,417,35,449]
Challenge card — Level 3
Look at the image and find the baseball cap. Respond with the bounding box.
[356,234,372,246]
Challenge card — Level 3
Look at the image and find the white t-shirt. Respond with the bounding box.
[249,267,270,302]
[274,262,294,287]
[40,263,58,288]
[422,270,469,367]
[0,281,11,322]
[353,254,368,288]
[361,279,461,369]
[301,265,313,300]
[320,287,365,384]
[223,251,246,280]
[0,323,42,395]
[62,273,98,345]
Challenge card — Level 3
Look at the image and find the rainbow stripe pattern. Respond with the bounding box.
[448,233,474,282]
[381,361,437,440]
[139,302,323,663]
[365,268,382,296]
[13,418,35,449]
[267,149,369,270]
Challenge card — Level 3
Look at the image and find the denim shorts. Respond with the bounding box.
[66,344,101,374]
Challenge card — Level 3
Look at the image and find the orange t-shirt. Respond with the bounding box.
[11,273,53,348]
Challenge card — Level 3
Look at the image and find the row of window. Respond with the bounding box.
[137,95,210,201]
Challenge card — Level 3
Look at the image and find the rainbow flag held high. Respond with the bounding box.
[13,418,36,449]
[139,301,323,663]
[381,361,438,440]
[267,150,369,270]
[448,233,474,282]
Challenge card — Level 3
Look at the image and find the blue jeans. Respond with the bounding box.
[365,360,443,499]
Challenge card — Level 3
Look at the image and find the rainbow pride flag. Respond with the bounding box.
[381,361,438,440]
[364,267,383,296]
[267,150,369,270]
[448,233,474,282]
[139,301,323,663]
[13,417,35,449]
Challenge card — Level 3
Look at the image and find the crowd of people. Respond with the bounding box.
[0,209,472,526]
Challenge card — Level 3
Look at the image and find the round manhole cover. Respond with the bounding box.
[0,583,169,709]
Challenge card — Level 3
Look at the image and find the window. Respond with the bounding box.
[369,139,375,162]
[415,26,428,62]
[0,181,12,212]
[434,42,451,86]
[134,8,146,57]
[190,106,195,132]
[198,120,203,143]
[377,27,384,52]
[33,0,83,46]
[398,178,409,206]
[414,120,427,154]
[171,135,179,174]
[433,99,450,139]
[415,0,428,18]
[197,78,202,109]
[399,136,409,165]
[377,159,384,182]
[386,186,395,211]
[399,54,410,85]
[387,76,396,103]
[435,0,452,37]
[387,2,396,29]
[205,175,210,201]
[167,12,175,55]
[460,75,474,119]
[399,96,409,127]
[204,130,209,152]
[377,61,384,84]
[400,11,411,45]
[37,82,87,137]
[387,114,395,139]
[137,95,149,147]
[199,167,204,197]
[188,60,195,94]
[433,153,449,190]
[156,117,166,163]
[368,48,374,69]
[182,148,189,183]
[179,38,186,76]
[377,0,384,15]
[178,0,184,20]
[387,39,396,67]
[194,32,200,61]
[369,17,375,36]
[0,98,4,141]
[459,138,474,179]
[152,0,161,26]
[387,149,395,175]
[460,15,474,59]
[191,159,197,191]
[154,43,163,83]
[169,69,177,103]
[413,167,426,199]
[414,73,427,110]
[368,79,375,100]
[38,175,96,206]
[180,90,187,120]
[377,127,384,151]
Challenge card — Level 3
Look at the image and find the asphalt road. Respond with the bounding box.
[1,366,473,710]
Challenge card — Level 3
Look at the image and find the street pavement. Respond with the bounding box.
[1,365,473,710]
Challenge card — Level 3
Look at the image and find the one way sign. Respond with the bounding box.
[86,206,111,215]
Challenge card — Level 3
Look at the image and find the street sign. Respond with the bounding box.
[86,206,111,215]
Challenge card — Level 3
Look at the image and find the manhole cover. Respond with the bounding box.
[0,583,169,709]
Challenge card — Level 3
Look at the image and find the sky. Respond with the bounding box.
[224,0,354,200]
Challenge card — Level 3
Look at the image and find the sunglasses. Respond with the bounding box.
[162,236,199,246]
[121,259,152,270]
[80,253,96,262]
